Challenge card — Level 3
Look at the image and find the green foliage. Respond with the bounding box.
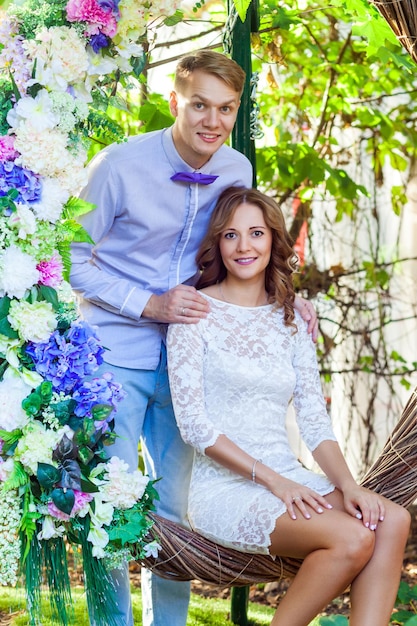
[233,0,252,22]
[244,0,417,468]
[0,78,15,134]
[9,0,69,39]
[138,93,174,131]
[0,296,19,339]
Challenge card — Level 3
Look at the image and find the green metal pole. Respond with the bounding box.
[227,0,259,187]
[225,2,259,624]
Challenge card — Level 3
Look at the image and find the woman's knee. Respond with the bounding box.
[334,522,375,568]
[382,501,411,540]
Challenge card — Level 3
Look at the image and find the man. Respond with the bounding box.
[70,49,316,626]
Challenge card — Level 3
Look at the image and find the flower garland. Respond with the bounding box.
[0,0,181,624]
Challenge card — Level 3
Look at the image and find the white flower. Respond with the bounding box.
[86,46,118,79]
[8,204,37,239]
[100,456,149,510]
[0,488,21,586]
[89,497,114,528]
[33,177,70,223]
[23,26,89,94]
[8,299,57,343]
[14,120,88,196]
[6,89,59,132]
[0,458,15,482]
[87,524,109,558]
[37,516,66,541]
[143,540,161,559]
[0,336,23,369]
[0,374,32,431]
[15,423,65,474]
[0,245,39,299]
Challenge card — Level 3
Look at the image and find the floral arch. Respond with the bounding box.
[0,0,182,624]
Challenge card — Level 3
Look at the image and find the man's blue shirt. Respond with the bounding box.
[70,126,253,369]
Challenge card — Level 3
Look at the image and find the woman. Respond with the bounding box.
[166,187,410,626]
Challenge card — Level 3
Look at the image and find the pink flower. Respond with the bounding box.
[37,253,63,288]
[48,489,94,520]
[66,0,118,38]
[0,135,19,162]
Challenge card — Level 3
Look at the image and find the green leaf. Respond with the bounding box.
[57,240,72,282]
[63,196,96,219]
[51,487,75,515]
[60,459,82,491]
[130,52,147,77]
[91,403,113,421]
[53,434,77,461]
[163,9,184,27]
[2,461,28,490]
[232,0,251,22]
[0,296,19,339]
[37,463,61,489]
[0,428,22,447]
[63,219,95,244]
[22,392,42,416]
[318,615,348,625]
[38,285,60,310]
[78,445,94,465]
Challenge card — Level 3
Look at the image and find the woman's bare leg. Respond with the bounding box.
[348,496,410,626]
[268,492,375,626]
[268,489,410,626]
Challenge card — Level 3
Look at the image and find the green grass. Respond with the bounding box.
[0,585,277,625]
[0,586,327,625]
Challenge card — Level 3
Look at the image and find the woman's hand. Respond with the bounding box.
[269,477,333,520]
[341,484,385,530]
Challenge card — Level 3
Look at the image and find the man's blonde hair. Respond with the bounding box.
[175,50,246,96]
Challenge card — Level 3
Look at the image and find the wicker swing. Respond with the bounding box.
[140,388,417,587]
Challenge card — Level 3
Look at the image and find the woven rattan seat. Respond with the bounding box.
[140,388,417,586]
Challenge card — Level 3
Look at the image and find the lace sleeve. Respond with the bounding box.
[166,322,222,454]
[292,318,337,452]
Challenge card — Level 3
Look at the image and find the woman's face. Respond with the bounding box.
[219,202,272,283]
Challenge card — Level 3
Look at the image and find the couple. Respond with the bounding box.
[70,48,409,626]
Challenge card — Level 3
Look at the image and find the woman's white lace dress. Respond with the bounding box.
[167,295,337,555]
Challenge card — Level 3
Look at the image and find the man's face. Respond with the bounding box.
[170,70,241,170]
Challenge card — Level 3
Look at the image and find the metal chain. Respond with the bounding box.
[222,4,238,54]
[249,71,264,141]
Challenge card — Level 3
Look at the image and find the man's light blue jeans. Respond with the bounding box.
[93,345,193,626]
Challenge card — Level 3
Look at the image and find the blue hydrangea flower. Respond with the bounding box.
[0,161,42,204]
[26,320,106,393]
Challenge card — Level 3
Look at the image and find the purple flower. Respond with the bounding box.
[97,0,120,15]
[73,372,126,424]
[89,32,109,53]
[0,161,42,203]
[37,253,63,288]
[26,321,106,393]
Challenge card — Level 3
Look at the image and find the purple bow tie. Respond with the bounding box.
[171,172,218,185]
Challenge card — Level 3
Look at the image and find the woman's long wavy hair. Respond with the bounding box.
[196,187,298,330]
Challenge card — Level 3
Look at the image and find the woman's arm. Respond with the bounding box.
[205,434,333,520]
